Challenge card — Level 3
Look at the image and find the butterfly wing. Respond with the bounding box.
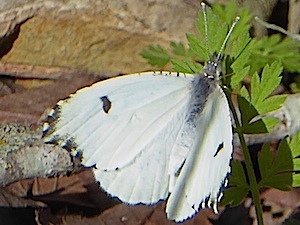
[43,71,195,203]
[44,71,233,221]
[166,82,232,221]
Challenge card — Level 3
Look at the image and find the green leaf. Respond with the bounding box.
[292,174,300,187]
[195,5,228,56]
[246,61,286,132]
[238,93,269,134]
[231,32,251,66]
[289,130,300,158]
[287,131,300,187]
[213,0,237,23]
[248,35,300,74]
[186,33,207,61]
[221,160,250,206]
[258,140,293,190]
[140,0,252,95]
[211,1,252,56]
[251,62,283,112]
[170,41,186,56]
[230,8,252,40]
[229,31,251,89]
[171,58,202,74]
[230,66,250,90]
[139,44,171,67]
[191,2,251,91]
[240,86,250,101]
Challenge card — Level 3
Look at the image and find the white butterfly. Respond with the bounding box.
[43,4,238,222]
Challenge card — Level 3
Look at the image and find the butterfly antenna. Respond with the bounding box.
[216,17,240,61]
[201,2,210,60]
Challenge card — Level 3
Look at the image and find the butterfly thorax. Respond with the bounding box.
[186,71,217,126]
[202,54,222,80]
[189,53,223,120]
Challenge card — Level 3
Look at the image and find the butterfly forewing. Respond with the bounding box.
[44,71,198,203]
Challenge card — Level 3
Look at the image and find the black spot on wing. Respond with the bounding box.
[100,96,112,113]
[214,142,224,157]
[175,159,186,177]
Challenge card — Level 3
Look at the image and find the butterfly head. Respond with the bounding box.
[201,3,239,81]
[203,53,223,80]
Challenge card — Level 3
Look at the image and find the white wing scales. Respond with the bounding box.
[43,71,233,222]
[44,71,195,203]
[166,84,232,221]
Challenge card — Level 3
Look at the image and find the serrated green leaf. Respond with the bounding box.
[210,1,252,58]
[230,66,250,89]
[171,59,202,74]
[230,32,251,70]
[220,186,249,207]
[195,4,228,56]
[237,94,268,133]
[139,45,171,67]
[258,140,293,190]
[292,174,300,187]
[228,160,248,186]
[251,62,283,112]
[262,95,286,113]
[186,33,207,61]
[231,8,252,38]
[246,61,285,131]
[240,86,250,101]
[260,117,280,133]
[257,63,282,103]
[293,158,300,171]
[226,31,251,89]
[193,2,251,91]
[221,160,250,206]
[287,131,300,187]
[248,35,300,74]
[170,41,186,56]
[289,130,300,157]
[171,59,193,74]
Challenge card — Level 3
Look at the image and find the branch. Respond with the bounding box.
[0,123,73,187]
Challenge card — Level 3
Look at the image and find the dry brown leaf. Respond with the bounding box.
[261,188,300,208]
[0,187,45,207]
[2,169,118,209]
[36,202,221,225]
[247,188,300,225]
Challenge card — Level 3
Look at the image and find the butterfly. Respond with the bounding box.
[43,4,238,222]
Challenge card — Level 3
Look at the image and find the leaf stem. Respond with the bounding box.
[224,89,264,225]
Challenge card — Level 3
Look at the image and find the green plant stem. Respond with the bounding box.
[225,89,264,225]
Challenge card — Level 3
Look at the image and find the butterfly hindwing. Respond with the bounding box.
[166,83,232,221]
